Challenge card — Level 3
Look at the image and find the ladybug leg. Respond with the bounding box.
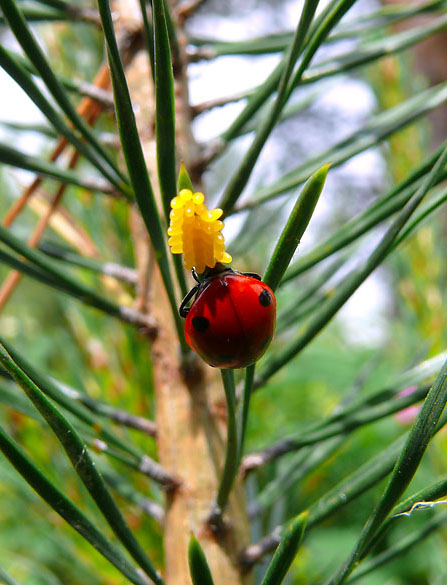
[192,268,201,284]
[243,272,262,280]
[179,284,200,318]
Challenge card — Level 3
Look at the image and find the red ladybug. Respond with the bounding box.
[180,265,276,369]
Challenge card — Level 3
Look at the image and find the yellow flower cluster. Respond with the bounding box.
[168,189,232,274]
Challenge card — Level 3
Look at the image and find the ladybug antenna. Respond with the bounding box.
[179,284,200,318]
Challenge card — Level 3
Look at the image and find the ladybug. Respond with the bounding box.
[180,264,276,369]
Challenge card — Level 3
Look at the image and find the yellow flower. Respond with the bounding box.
[168,189,232,274]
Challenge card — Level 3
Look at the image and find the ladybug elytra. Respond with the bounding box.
[180,265,276,369]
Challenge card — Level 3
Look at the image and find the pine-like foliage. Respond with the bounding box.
[0,1,446,584]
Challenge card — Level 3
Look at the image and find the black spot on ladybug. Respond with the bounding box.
[192,316,210,332]
[259,289,272,307]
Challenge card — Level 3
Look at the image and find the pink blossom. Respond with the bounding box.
[395,386,420,425]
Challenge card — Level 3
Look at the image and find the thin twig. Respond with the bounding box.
[175,0,207,23]
[1,62,111,230]
[102,262,138,284]
[118,306,158,337]
[106,407,157,436]
[55,380,157,436]
[240,528,281,572]
[38,242,138,284]
[138,497,165,524]
[0,90,106,309]
[139,455,180,490]
[192,138,225,176]
[30,195,100,257]
[64,5,102,26]
[2,153,62,228]
[76,81,115,108]
[242,382,431,474]
[104,472,165,523]
[186,45,217,61]
[0,148,82,309]
[92,438,179,490]
[190,90,247,117]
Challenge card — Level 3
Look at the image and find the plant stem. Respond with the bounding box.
[210,369,239,526]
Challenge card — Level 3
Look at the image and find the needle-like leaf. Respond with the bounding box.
[0,341,165,585]
[153,0,177,221]
[238,166,328,465]
[0,426,151,585]
[153,0,188,297]
[255,143,447,386]
[246,383,430,469]
[282,145,447,282]
[138,0,155,77]
[96,0,187,350]
[217,0,358,147]
[0,46,123,189]
[324,358,447,585]
[219,0,320,213]
[243,400,447,567]
[188,534,216,585]
[4,0,101,24]
[346,511,447,584]
[0,336,148,459]
[264,164,329,291]
[299,15,447,86]
[2,47,114,106]
[0,0,128,192]
[276,256,345,332]
[391,185,447,250]
[260,512,308,585]
[32,0,74,11]
[0,141,115,194]
[234,83,447,215]
[0,248,67,290]
[0,226,155,330]
[38,242,137,284]
[188,1,447,58]
[363,477,447,558]
[238,364,256,462]
[0,4,63,23]
[0,381,41,420]
[250,437,344,519]
[210,369,238,525]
